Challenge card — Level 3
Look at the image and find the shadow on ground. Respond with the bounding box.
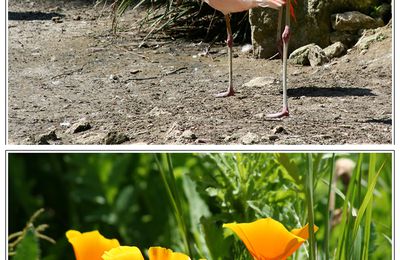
[8,11,65,20]
[288,86,375,97]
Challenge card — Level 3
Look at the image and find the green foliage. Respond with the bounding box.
[8,153,392,259]
[9,209,55,260]
[13,227,40,260]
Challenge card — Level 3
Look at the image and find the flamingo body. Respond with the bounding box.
[203,0,284,14]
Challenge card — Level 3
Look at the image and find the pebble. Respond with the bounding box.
[241,132,260,145]
[272,125,288,134]
[268,135,279,141]
[104,131,129,144]
[181,130,197,140]
[67,119,92,134]
[37,128,58,144]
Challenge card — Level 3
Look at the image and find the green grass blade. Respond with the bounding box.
[324,153,335,260]
[336,154,363,260]
[361,154,376,259]
[306,154,316,260]
[351,160,385,257]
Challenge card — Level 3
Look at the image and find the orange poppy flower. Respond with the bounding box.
[148,246,191,260]
[66,230,120,260]
[223,218,318,260]
[102,246,144,260]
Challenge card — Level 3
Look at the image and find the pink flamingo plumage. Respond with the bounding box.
[203,0,293,118]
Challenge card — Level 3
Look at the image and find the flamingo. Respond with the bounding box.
[203,0,292,118]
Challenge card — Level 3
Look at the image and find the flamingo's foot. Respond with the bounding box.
[215,89,235,98]
[266,107,289,118]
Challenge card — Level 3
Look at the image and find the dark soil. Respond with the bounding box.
[8,0,392,144]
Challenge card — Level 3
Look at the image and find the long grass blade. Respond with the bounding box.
[306,154,316,260]
[324,153,335,260]
[361,154,375,259]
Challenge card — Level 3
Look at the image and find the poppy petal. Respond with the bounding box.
[66,230,120,260]
[148,246,191,260]
[102,246,144,260]
[223,218,317,260]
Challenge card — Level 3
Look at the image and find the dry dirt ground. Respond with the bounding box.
[8,0,392,145]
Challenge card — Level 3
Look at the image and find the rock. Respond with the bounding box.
[289,44,329,66]
[355,30,387,50]
[272,125,288,134]
[331,11,383,32]
[268,135,279,141]
[67,119,92,134]
[51,16,62,23]
[241,44,253,53]
[37,128,58,144]
[289,45,311,65]
[104,131,129,144]
[323,42,347,59]
[308,45,330,66]
[249,0,381,58]
[181,130,197,140]
[254,113,265,119]
[241,132,260,145]
[243,77,276,88]
[329,31,359,46]
[224,133,241,142]
[60,121,71,128]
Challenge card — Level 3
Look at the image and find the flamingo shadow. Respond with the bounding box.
[287,86,375,98]
[8,11,65,21]
[364,118,392,125]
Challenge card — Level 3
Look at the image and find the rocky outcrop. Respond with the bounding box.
[249,0,391,58]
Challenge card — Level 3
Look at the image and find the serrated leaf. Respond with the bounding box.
[13,227,40,260]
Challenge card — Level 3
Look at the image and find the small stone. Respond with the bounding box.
[51,16,62,23]
[181,130,197,140]
[272,125,287,134]
[109,74,119,81]
[241,132,260,145]
[67,119,92,134]
[241,44,253,53]
[73,15,81,21]
[104,131,129,144]
[243,77,275,88]
[37,128,58,144]
[268,135,279,141]
[60,122,71,128]
[254,113,264,119]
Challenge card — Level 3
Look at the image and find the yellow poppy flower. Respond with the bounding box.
[102,246,144,260]
[148,246,191,260]
[66,230,120,260]
[223,218,318,260]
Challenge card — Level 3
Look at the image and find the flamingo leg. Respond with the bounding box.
[216,14,235,97]
[267,2,290,118]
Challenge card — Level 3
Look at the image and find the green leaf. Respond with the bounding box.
[274,153,300,183]
[200,217,231,260]
[13,227,40,260]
